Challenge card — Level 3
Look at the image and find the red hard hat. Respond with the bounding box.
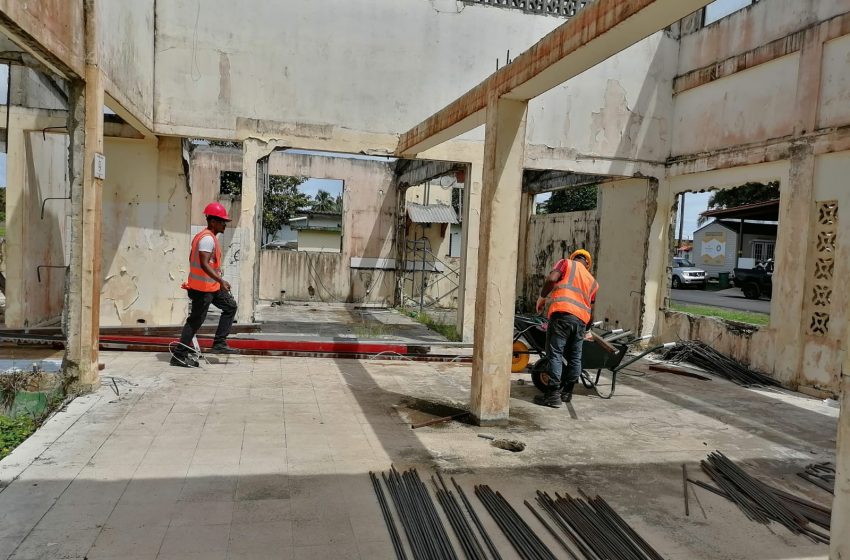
[203,202,231,221]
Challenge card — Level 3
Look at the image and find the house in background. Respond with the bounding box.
[693,199,779,277]
[289,211,343,253]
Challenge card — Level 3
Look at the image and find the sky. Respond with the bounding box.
[298,177,343,199]
[705,0,754,24]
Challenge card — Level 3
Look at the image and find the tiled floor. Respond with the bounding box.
[0,350,838,559]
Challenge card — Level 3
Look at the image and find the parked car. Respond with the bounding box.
[671,257,706,289]
[733,260,773,300]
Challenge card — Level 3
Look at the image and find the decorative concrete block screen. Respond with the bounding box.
[463,0,588,17]
[809,200,837,336]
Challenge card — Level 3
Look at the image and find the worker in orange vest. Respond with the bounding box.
[534,249,598,407]
[171,202,238,367]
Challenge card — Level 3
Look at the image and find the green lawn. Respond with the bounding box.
[670,303,770,327]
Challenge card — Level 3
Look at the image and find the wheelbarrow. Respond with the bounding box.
[513,313,674,399]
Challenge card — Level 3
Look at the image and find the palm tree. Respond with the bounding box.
[312,190,336,212]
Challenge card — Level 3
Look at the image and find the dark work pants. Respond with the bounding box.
[176,288,237,355]
[545,312,586,390]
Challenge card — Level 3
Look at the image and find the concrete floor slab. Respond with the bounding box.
[0,350,838,559]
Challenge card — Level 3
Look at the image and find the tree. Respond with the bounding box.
[263,175,310,243]
[312,190,334,212]
[707,181,779,209]
[698,181,780,225]
[0,187,6,224]
[538,184,597,214]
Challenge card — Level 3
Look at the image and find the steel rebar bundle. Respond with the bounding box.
[661,341,780,387]
[699,451,831,544]
[432,474,489,560]
[373,467,459,560]
[798,462,835,495]
[475,485,558,560]
[535,491,666,560]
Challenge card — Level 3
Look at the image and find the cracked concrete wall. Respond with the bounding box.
[189,148,398,305]
[99,137,191,326]
[521,210,598,308]
[653,0,850,396]
[527,31,679,169]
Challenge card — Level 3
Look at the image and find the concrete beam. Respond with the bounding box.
[470,96,528,425]
[397,0,712,156]
[522,170,613,194]
[394,159,465,187]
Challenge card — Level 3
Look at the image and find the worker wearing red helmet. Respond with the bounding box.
[533,249,598,408]
[172,202,238,367]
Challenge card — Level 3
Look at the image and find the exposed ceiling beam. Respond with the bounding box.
[522,170,613,194]
[397,0,712,156]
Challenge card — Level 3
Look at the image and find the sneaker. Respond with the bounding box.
[209,342,238,355]
[533,391,562,408]
[170,354,200,368]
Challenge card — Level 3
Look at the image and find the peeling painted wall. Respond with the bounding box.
[190,148,399,305]
[99,137,191,326]
[521,209,598,307]
[529,32,679,165]
[677,0,850,75]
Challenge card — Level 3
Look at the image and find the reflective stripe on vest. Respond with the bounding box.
[185,229,222,292]
[546,259,597,323]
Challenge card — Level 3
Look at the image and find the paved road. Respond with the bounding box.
[672,288,772,314]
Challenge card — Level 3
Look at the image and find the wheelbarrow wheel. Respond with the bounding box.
[511,341,530,373]
[530,359,551,393]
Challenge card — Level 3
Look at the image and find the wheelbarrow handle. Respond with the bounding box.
[612,342,675,372]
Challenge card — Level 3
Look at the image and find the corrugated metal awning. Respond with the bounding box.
[406,203,458,224]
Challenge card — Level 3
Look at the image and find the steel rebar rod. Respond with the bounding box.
[524,501,581,560]
[371,472,409,560]
[453,478,503,560]
[536,492,599,560]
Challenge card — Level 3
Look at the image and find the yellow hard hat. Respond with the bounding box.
[570,249,592,270]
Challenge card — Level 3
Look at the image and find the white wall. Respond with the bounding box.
[97,0,155,124]
[153,0,562,138]
[693,222,737,276]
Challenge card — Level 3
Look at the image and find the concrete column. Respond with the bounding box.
[771,144,815,387]
[63,0,104,390]
[641,177,671,339]
[832,366,850,558]
[457,161,483,342]
[470,96,528,426]
[515,191,535,304]
[235,138,265,324]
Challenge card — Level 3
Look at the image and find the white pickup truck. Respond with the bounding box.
[672,257,706,289]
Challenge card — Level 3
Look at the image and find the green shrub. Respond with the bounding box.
[0,415,36,460]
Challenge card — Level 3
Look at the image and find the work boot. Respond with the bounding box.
[209,341,237,355]
[533,391,562,408]
[561,382,576,403]
[170,354,200,368]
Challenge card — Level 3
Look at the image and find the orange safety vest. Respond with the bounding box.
[184,229,222,292]
[546,259,598,324]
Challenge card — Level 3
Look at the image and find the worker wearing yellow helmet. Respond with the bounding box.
[533,249,598,408]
